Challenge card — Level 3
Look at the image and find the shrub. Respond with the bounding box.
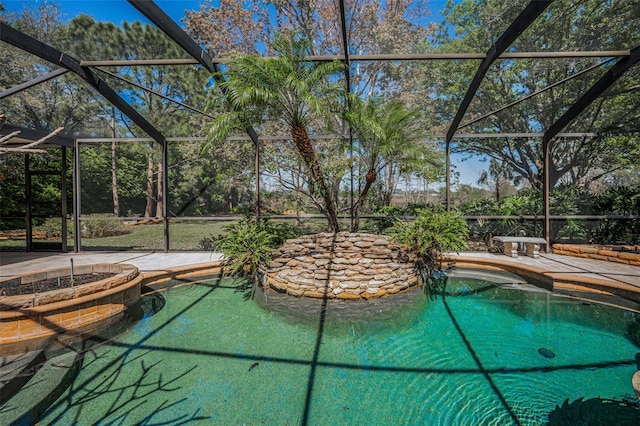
[390,207,469,297]
[35,217,66,239]
[588,185,640,244]
[362,205,403,234]
[80,215,131,238]
[33,215,131,239]
[202,217,301,278]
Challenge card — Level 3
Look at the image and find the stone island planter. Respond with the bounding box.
[259,232,420,299]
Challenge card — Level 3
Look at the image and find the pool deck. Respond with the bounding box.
[448,251,640,289]
[0,251,224,279]
[1,250,639,292]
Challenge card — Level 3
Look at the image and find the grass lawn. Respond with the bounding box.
[0,221,228,252]
[81,221,229,251]
[0,217,355,252]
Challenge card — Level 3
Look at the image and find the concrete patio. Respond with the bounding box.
[1,249,639,291]
[0,251,224,279]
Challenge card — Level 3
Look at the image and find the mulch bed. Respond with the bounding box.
[0,273,116,297]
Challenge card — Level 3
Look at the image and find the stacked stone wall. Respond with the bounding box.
[260,232,420,299]
[553,244,640,266]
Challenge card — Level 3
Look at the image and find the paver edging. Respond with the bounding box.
[443,253,640,302]
[553,243,640,267]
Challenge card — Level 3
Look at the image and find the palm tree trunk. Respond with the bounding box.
[384,163,394,206]
[291,124,340,232]
[352,168,377,232]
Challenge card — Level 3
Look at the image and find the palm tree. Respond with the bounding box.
[477,158,520,201]
[206,34,344,231]
[346,96,436,231]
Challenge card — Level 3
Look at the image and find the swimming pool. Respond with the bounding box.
[13,270,640,424]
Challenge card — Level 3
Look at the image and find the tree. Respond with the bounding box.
[186,0,441,218]
[477,158,520,201]
[66,16,214,218]
[426,0,640,190]
[0,4,105,134]
[185,0,273,56]
[206,34,345,231]
[345,96,439,230]
[185,0,434,98]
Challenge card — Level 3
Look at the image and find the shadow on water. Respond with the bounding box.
[442,295,523,426]
[7,268,640,424]
[61,350,206,426]
[544,397,640,425]
[300,232,337,426]
[0,290,167,414]
[5,275,224,425]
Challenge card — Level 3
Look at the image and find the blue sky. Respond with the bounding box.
[3,1,202,24]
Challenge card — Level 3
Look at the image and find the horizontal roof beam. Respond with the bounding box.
[75,131,640,144]
[76,135,344,143]
[451,131,640,138]
[351,51,631,60]
[79,50,632,67]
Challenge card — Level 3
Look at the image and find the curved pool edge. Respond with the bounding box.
[443,253,640,305]
[139,261,225,290]
[0,261,226,357]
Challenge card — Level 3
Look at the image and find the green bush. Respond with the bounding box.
[80,215,131,238]
[202,217,301,278]
[362,205,403,234]
[35,217,66,238]
[32,215,131,239]
[588,186,640,244]
[390,207,469,297]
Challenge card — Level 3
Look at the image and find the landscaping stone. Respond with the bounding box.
[259,232,420,299]
[553,243,640,266]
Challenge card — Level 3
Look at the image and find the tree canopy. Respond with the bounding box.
[1,0,639,234]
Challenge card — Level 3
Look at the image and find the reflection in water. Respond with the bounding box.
[254,285,428,327]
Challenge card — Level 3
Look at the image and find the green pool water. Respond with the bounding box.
[31,273,640,424]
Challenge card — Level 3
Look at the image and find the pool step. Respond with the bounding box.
[0,350,80,426]
[0,350,44,403]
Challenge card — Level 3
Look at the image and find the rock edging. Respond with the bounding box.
[553,243,640,266]
[259,232,420,299]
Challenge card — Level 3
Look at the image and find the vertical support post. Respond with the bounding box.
[255,140,260,220]
[445,139,451,212]
[61,146,68,252]
[25,154,32,251]
[163,140,169,253]
[73,139,81,252]
[543,138,551,251]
